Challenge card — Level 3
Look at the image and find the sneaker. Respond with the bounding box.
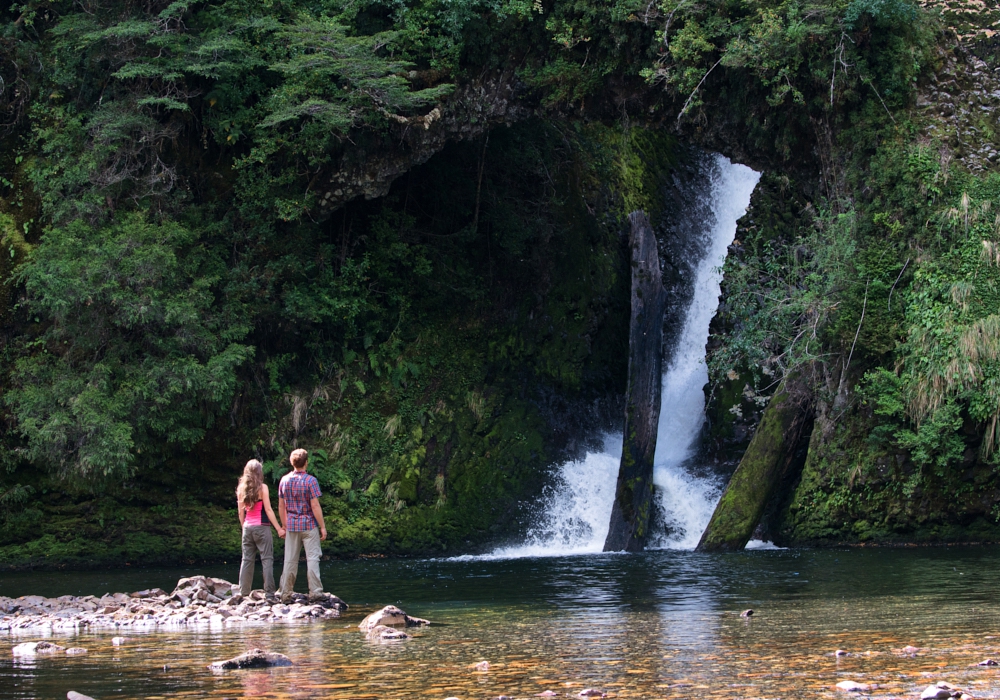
[279,594,293,605]
[264,593,277,603]
[307,592,327,604]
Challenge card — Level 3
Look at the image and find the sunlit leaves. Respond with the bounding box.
[6,214,253,479]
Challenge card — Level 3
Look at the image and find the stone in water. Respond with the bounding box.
[208,648,293,670]
[13,641,65,656]
[836,681,873,692]
[358,605,430,630]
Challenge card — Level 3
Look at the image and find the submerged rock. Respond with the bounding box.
[836,680,874,692]
[13,641,66,656]
[65,647,88,655]
[366,624,411,641]
[67,692,97,700]
[208,648,293,670]
[835,649,849,657]
[578,690,607,698]
[976,659,998,666]
[741,609,754,618]
[472,660,490,671]
[358,605,430,630]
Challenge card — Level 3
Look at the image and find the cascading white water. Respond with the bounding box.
[651,156,760,549]
[483,154,759,559]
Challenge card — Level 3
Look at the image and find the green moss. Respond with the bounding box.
[700,384,806,551]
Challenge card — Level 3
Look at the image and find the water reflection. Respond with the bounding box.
[3,547,1000,698]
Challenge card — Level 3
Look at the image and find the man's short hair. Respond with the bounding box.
[290,448,309,469]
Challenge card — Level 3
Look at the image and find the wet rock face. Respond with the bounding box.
[1,577,347,636]
[317,72,533,214]
[208,648,294,670]
[604,211,668,552]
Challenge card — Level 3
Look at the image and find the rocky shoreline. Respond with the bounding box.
[1,575,347,635]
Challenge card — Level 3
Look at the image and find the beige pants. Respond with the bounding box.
[239,525,275,596]
[279,527,323,596]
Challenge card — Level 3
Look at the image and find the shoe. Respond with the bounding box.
[279,594,293,605]
[264,594,277,603]
[307,592,327,604]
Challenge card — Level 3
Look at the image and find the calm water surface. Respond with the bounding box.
[2,547,1000,699]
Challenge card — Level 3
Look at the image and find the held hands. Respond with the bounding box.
[277,527,286,538]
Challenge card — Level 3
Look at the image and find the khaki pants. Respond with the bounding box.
[239,525,276,596]
[279,527,323,596]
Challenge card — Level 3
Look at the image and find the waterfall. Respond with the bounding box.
[482,154,759,559]
[650,156,760,549]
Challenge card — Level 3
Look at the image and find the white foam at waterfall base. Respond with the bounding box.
[481,154,760,559]
[481,434,622,559]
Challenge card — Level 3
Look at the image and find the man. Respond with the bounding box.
[278,448,328,602]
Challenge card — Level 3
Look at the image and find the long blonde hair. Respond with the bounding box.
[236,459,264,507]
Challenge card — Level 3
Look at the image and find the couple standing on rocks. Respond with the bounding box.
[236,448,329,603]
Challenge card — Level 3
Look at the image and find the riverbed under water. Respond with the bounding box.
[3,547,1000,699]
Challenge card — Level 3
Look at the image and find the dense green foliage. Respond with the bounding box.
[0,0,983,562]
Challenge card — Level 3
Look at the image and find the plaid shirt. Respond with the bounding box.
[278,471,322,532]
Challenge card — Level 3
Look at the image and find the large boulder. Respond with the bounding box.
[358,605,430,631]
[208,649,293,670]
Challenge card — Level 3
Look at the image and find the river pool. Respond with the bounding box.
[2,546,1000,699]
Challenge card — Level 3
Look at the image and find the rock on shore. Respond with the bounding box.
[2,576,347,635]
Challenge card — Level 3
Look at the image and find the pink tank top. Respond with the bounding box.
[244,500,270,527]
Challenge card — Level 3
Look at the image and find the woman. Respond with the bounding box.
[236,459,285,598]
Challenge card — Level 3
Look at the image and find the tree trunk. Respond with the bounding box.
[603,211,668,552]
[697,376,813,552]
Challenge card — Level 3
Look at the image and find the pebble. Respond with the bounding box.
[578,691,607,698]
[0,575,347,636]
[976,659,998,666]
[740,609,754,618]
[473,660,490,671]
[835,649,849,657]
